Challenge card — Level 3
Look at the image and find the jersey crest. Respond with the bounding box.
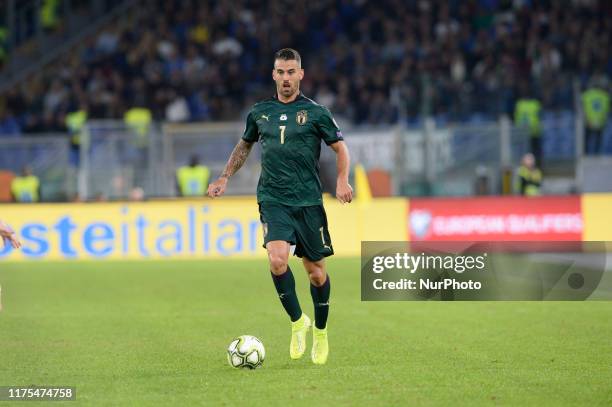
[296,110,308,125]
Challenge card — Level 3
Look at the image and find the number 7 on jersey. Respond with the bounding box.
[279,125,286,144]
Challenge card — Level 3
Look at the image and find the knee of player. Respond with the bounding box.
[269,255,288,275]
[308,270,326,286]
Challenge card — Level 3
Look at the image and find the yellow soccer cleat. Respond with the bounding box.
[311,326,329,365]
[290,314,311,359]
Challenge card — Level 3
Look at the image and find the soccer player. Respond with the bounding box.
[0,220,21,312]
[208,48,352,365]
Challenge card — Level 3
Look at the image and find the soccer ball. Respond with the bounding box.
[227,335,265,369]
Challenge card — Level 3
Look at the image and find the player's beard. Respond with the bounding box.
[279,81,298,98]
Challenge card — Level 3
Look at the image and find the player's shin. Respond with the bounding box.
[310,274,330,329]
[270,265,302,322]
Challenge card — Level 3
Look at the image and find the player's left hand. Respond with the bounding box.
[336,180,353,204]
[0,221,21,249]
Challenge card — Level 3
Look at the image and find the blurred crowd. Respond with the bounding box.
[0,0,611,135]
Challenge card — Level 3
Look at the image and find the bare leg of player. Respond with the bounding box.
[266,241,291,276]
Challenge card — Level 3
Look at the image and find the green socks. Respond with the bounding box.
[310,275,330,329]
[271,266,303,322]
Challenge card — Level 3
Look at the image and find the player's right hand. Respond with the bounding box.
[0,221,22,249]
[207,177,228,198]
[336,180,353,204]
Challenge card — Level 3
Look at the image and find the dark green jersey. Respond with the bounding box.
[242,93,343,206]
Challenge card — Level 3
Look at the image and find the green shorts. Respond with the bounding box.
[258,202,334,261]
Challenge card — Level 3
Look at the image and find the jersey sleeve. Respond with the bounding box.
[241,111,259,142]
[315,107,344,145]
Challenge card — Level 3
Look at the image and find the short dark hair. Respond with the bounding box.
[274,48,301,66]
[189,154,200,167]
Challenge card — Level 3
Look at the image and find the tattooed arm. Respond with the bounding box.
[207,139,254,198]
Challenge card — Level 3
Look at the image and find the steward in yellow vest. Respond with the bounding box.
[40,0,60,30]
[176,155,210,197]
[514,96,543,164]
[515,153,541,196]
[582,84,610,154]
[11,166,41,202]
[65,108,87,146]
[124,107,152,147]
[0,26,7,64]
[514,98,542,136]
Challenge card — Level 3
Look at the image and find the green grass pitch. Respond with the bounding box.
[1,258,611,406]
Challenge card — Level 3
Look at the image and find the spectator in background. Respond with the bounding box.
[165,89,190,122]
[129,187,145,201]
[176,154,210,197]
[0,107,21,136]
[40,0,61,32]
[514,87,543,165]
[0,25,7,68]
[2,0,612,133]
[10,166,41,203]
[516,153,542,196]
[582,77,610,155]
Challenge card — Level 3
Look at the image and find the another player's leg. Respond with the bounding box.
[303,257,330,365]
[267,240,311,359]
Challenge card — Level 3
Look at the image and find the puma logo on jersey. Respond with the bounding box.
[261,114,269,121]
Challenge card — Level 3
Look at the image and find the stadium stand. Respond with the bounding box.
[0,0,610,134]
[0,0,610,201]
